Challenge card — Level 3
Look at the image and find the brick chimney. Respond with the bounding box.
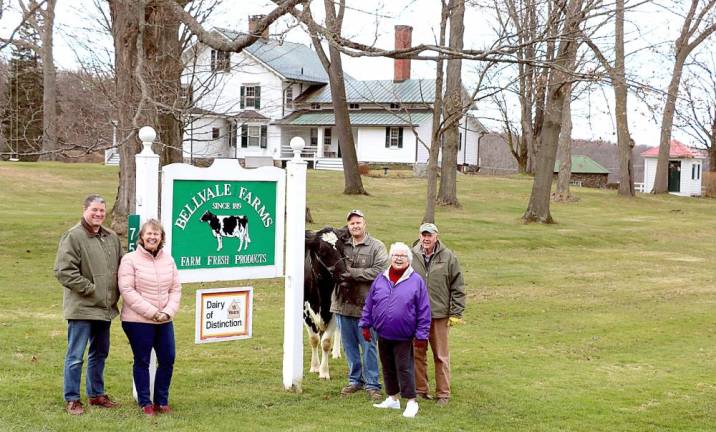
[248,15,269,39]
[394,25,413,82]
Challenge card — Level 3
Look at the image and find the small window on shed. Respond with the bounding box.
[389,103,400,110]
[692,163,701,180]
[349,103,360,110]
[212,127,221,140]
[310,103,321,110]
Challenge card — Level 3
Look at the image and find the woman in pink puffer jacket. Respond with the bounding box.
[118,219,181,416]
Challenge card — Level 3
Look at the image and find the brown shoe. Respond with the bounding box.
[65,400,84,415]
[417,393,434,400]
[436,398,449,407]
[88,394,119,408]
[366,389,383,401]
[154,404,172,414]
[340,383,364,395]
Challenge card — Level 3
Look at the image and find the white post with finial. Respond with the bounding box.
[133,126,160,403]
[135,126,160,222]
[282,136,307,391]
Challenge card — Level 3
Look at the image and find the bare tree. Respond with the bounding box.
[303,0,367,195]
[582,0,635,196]
[522,0,590,223]
[675,55,716,171]
[437,0,465,206]
[423,0,449,223]
[653,0,716,193]
[552,85,574,201]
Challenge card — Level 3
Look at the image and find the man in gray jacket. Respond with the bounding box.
[411,222,465,406]
[55,195,123,415]
[331,209,389,400]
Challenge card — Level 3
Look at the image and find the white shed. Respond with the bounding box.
[641,139,706,196]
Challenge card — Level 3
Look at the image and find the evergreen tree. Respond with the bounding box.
[1,23,43,161]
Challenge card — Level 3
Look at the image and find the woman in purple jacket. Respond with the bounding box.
[360,242,431,418]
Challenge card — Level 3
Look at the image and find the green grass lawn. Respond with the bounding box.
[1,161,715,431]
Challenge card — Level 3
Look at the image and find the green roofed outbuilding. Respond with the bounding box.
[554,155,610,188]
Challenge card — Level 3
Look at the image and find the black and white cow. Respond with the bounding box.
[304,226,350,380]
[199,211,251,252]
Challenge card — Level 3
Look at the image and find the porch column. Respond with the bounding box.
[317,127,324,158]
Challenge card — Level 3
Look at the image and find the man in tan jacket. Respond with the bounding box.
[411,223,465,406]
[55,195,123,415]
[331,209,389,400]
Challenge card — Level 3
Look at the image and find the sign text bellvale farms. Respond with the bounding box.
[171,180,277,270]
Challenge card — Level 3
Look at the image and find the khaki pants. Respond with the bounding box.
[413,317,450,399]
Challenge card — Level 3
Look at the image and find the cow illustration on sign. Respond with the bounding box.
[199,211,251,251]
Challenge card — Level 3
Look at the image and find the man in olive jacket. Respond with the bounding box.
[55,195,123,415]
[331,209,389,400]
[411,223,465,406]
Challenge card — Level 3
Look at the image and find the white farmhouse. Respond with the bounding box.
[641,139,706,196]
[182,17,484,169]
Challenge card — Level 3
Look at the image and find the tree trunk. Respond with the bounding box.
[109,0,144,235]
[313,0,366,195]
[614,0,634,196]
[422,1,449,224]
[39,0,57,161]
[711,118,716,171]
[553,91,573,201]
[437,0,464,207]
[522,0,583,223]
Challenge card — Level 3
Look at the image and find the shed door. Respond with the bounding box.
[668,161,681,192]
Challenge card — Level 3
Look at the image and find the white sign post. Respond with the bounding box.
[282,137,307,391]
[132,126,160,403]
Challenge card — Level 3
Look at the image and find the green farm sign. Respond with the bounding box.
[171,180,276,269]
[161,160,286,283]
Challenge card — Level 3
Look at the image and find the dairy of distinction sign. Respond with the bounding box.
[161,160,286,283]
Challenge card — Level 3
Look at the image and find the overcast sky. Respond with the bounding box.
[1,0,712,147]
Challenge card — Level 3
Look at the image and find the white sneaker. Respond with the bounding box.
[373,397,401,409]
[402,400,419,418]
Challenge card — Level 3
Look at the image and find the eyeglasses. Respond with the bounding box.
[391,254,409,259]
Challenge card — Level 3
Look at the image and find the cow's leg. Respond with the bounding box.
[305,325,321,374]
[319,318,340,379]
[244,231,251,250]
[236,234,243,252]
[214,232,223,251]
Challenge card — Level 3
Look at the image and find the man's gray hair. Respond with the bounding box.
[389,242,413,264]
[83,194,106,209]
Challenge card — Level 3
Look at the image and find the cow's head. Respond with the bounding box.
[200,211,213,222]
[306,227,348,283]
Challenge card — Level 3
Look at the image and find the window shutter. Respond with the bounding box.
[241,124,248,148]
[240,86,245,109]
[398,128,403,148]
[385,127,390,148]
[255,86,261,109]
[260,125,268,148]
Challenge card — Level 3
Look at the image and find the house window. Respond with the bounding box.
[211,49,230,72]
[240,124,268,149]
[240,85,261,109]
[285,85,294,106]
[310,128,318,147]
[692,163,701,180]
[389,103,400,110]
[348,103,360,110]
[228,122,237,148]
[385,127,403,149]
[212,127,221,140]
[310,103,320,110]
[324,128,332,146]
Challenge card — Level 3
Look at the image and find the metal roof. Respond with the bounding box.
[640,139,707,159]
[554,155,610,174]
[281,110,433,126]
[216,28,329,84]
[300,79,436,104]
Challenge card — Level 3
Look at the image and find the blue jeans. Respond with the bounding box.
[122,321,176,407]
[63,320,111,402]
[336,314,380,390]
